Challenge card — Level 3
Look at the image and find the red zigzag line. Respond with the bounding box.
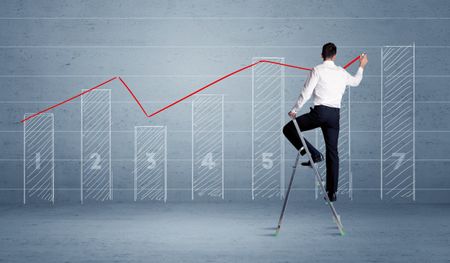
[20,56,360,123]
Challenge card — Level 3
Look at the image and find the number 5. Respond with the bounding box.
[262,153,273,169]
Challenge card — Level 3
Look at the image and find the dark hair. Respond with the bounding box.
[321,42,337,60]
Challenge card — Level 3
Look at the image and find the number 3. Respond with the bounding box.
[146,152,156,169]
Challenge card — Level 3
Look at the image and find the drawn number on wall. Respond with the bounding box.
[35,152,41,170]
[146,152,156,169]
[392,152,405,170]
[90,153,102,170]
[201,152,215,170]
[262,152,274,169]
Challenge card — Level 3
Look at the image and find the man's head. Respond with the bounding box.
[321,42,337,61]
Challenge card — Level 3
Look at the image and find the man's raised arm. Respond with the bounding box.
[346,53,368,87]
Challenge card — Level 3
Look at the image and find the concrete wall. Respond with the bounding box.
[0,0,449,203]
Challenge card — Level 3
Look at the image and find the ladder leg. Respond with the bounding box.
[275,151,301,236]
[291,117,345,235]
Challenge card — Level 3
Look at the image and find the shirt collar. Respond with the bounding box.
[323,60,335,66]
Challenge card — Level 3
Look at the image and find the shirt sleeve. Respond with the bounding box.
[291,68,319,113]
[345,67,364,87]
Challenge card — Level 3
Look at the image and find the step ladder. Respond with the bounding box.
[275,117,345,236]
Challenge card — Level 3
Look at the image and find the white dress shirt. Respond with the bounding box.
[291,60,364,113]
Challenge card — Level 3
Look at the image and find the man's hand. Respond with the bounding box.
[288,111,297,119]
[359,53,368,69]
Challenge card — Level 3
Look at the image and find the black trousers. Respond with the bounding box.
[283,105,340,194]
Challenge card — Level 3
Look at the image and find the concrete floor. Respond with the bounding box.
[0,202,449,262]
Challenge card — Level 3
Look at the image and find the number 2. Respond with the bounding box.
[90,153,102,170]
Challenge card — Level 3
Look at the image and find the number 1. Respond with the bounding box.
[35,152,41,170]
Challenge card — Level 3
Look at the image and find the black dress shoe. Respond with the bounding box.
[299,147,306,155]
[301,153,324,167]
[324,192,337,202]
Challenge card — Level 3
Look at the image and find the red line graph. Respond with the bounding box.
[21,77,117,123]
[20,56,360,123]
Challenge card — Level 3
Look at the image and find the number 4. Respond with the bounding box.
[201,152,215,170]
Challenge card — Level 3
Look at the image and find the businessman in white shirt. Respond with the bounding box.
[283,42,368,202]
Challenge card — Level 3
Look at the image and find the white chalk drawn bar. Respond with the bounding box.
[134,126,167,202]
[81,89,112,203]
[192,95,224,200]
[23,113,54,204]
[381,45,415,200]
[252,57,285,200]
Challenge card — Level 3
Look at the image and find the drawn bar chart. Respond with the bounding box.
[192,95,224,199]
[81,89,112,203]
[23,113,54,204]
[252,57,285,200]
[315,94,352,199]
[134,126,167,202]
[381,45,415,200]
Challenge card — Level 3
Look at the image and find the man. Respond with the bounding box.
[283,42,368,202]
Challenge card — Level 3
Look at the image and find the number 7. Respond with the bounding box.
[392,152,405,170]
